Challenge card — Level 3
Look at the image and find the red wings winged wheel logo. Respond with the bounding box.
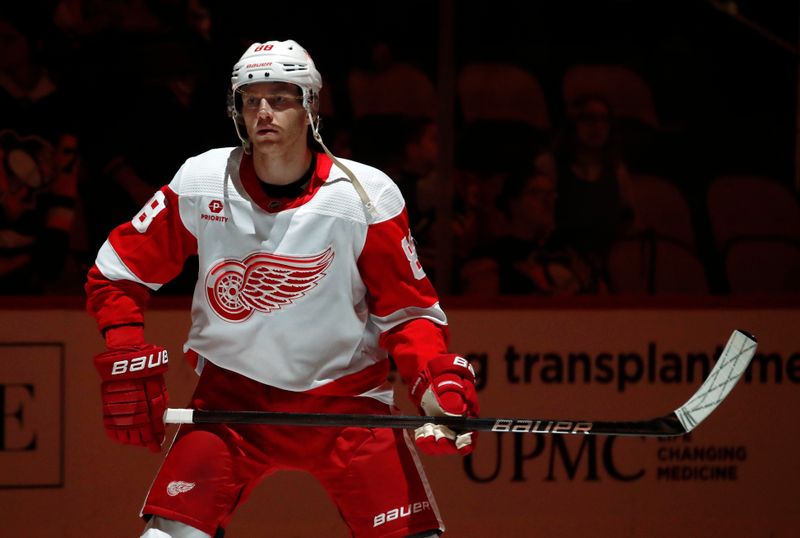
[205,247,334,322]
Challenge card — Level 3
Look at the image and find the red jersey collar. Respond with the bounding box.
[239,151,334,213]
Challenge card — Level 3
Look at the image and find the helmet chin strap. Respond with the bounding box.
[307,109,378,220]
[232,116,251,154]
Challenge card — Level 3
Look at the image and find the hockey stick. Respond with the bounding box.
[164,330,757,437]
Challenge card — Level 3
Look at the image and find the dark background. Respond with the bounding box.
[1,0,797,295]
[14,0,795,181]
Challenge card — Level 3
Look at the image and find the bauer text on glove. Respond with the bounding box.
[93,337,169,453]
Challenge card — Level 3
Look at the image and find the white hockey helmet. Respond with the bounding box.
[230,40,322,118]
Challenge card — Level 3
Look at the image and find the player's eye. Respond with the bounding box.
[241,93,299,110]
[244,95,261,109]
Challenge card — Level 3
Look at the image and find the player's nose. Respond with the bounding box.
[256,104,273,119]
[255,98,274,118]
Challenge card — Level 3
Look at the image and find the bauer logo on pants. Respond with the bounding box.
[373,501,431,528]
[204,247,334,322]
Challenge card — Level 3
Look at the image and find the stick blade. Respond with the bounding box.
[674,329,757,433]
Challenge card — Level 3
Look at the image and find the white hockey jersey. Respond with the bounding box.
[86,148,449,403]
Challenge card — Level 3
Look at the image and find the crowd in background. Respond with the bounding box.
[1,0,798,297]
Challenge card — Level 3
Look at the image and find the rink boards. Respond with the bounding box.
[0,300,797,537]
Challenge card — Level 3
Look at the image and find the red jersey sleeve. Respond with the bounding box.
[86,185,198,332]
[357,205,449,383]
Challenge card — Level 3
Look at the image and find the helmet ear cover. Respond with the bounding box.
[231,87,243,116]
[303,90,320,121]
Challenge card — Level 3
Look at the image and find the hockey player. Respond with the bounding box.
[86,39,479,538]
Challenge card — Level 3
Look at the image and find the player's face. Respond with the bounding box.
[240,82,308,151]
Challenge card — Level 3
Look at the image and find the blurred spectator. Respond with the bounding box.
[454,166,509,255]
[0,16,80,293]
[48,1,222,295]
[350,115,440,248]
[394,116,439,238]
[185,0,212,42]
[414,163,511,287]
[53,0,167,37]
[460,167,604,295]
[552,93,640,269]
[347,40,436,119]
[52,0,213,53]
[78,35,225,293]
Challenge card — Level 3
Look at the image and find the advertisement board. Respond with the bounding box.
[0,303,797,537]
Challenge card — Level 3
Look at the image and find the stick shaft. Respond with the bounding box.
[164,408,685,437]
[163,329,756,438]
